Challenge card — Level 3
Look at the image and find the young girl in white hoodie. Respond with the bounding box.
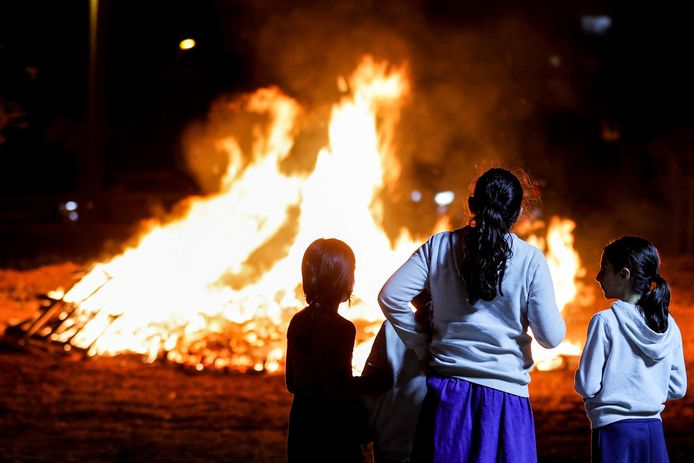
[575,236,687,463]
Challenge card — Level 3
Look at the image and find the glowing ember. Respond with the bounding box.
[48,56,584,374]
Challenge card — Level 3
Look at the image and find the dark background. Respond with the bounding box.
[1,0,692,267]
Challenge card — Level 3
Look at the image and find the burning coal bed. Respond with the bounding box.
[3,220,585,376]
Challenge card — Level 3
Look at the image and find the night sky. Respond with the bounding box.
[1,0,693,264]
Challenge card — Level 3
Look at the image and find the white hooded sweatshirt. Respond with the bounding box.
[574,300,687,428]
[361,321,427,463]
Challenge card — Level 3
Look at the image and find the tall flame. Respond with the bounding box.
[528,217,584,370]
[53,57,420,372]
[50,56,583,374]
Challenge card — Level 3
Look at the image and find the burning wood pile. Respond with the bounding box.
[2,56,585,373]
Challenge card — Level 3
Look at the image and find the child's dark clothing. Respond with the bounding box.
[286,304,368,463]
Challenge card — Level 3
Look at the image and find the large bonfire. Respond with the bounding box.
[46,56,582,373]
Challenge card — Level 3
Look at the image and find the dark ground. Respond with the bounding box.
[1,260,693,462]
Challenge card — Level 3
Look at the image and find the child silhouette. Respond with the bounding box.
[286,238,391,463]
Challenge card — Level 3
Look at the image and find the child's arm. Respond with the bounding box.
[378,243,430,360]
[527,252,566,348]
[667,325,687,400]
[321,320,391,400]
[361,321,388,377]
[285,317,299,394]
[574,314,609,398]
[321,321,357,400]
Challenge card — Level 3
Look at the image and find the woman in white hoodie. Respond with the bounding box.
[575,236,687,463]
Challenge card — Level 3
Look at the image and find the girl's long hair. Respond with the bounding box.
[460,168,523,304]
[603,236,670,332]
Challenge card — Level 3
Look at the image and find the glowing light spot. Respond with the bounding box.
[179,38,196,50]
[266,362,280,373]
[64,201,78,211]
[410,190,422,202]
[68,211,79,221]
[581,15,612,36]
[434,191,455,206]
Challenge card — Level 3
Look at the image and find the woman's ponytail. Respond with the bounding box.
[460,169,522,304]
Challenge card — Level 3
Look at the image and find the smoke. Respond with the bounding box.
[184,0,584,235]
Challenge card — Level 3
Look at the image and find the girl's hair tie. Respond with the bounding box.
[648,274,666,292]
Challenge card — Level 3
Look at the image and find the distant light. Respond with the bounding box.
[434,191,455,207]
[195,363,204,371]
[64,200,78,211]
[549,54,561,67]
[410,190,422,202]
[68,211,79,222]
[179,38,196,50]
[581,15,612,36]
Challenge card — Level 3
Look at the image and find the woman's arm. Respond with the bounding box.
[285,318,298,394]
[527,252,566,348]
[574,314,609,399]
[320,320,391,400]
[378,242,431,360]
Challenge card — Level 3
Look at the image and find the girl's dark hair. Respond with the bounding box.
[460,168,523,304]
[302,238,356,307]
[603,236,670,333]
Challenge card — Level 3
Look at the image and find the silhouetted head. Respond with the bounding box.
[302,238,356,308]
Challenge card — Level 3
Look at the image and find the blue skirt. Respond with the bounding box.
[592,419,669,463]
[412,376,537,463]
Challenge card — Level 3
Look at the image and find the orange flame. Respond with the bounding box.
[51,56,583,374]
[52,57,422,372]
[527,217,584,370]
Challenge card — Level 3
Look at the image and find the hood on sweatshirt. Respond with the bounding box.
[611,300,676,361]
